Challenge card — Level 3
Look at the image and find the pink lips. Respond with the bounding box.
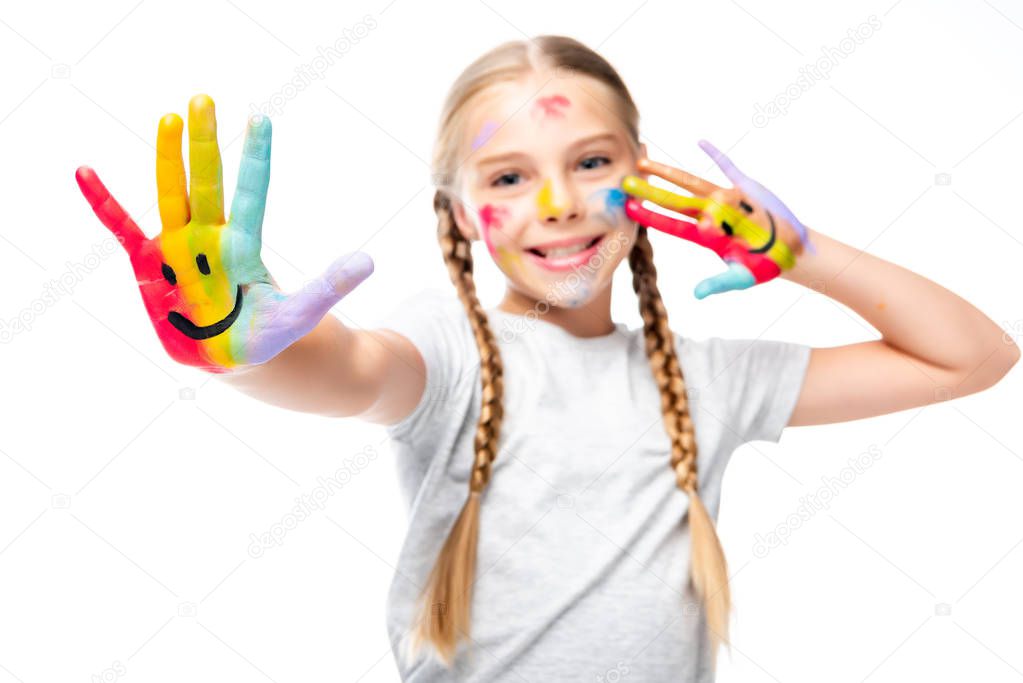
[525,234,605,272]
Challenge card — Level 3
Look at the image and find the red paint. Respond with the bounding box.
[479,204,509,231]
[533,95,571,118]
[76,166,211,369]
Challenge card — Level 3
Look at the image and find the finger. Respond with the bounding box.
[637,158,721,196]
[721,240,783,284]
[625,198,733,257]
[622,175,705,217]
[156,113,189,231]
[75,166,147,254]
[693,261,756,300]
[624,198,699,239]
[697,139,746,187]
[188,94,225,225]
[287,251,375,325]
[229,114,272,238]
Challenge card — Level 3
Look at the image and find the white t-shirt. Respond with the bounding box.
[376,287,811,682]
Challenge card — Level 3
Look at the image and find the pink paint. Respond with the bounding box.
[478,204,510,259]
[533,95,570,118]
[479,204,509,231]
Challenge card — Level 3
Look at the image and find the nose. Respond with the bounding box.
[536,177,584,224]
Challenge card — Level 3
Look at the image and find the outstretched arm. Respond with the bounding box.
[216,315,426,423]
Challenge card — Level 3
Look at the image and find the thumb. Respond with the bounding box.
[694,261,755,300]
[288,251,375,322]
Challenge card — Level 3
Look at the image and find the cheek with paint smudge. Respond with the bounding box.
[589,187,627,227]
[478,203,530,278]
[478,203,525,269]
[478,203,509,257]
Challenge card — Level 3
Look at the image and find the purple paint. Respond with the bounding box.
[471,121,499,151]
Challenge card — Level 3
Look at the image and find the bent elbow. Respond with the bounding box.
[956,337,1020,395]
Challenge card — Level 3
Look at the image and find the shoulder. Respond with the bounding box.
[672,332,812,443]
[674,333,810,379]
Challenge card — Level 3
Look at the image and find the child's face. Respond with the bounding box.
[452,71,643,309]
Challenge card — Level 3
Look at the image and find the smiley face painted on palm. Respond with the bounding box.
[76,98,272,372]
[76,95,375,373]
[456,73,640,310]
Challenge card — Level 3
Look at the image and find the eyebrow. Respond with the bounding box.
[474,132,621,167]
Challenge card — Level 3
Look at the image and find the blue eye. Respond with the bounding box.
[492,172,521,187]
[579,155,610,170]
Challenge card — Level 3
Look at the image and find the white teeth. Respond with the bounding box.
[535,236,600,259]
[543,243,589,258]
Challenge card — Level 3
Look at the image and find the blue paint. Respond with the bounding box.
[603,187,626,213]
[694,260,755,300]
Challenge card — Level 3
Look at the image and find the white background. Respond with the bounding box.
[1,0,1021,681]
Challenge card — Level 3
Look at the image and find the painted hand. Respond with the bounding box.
[622,139,811,299]
[75,94,374,373]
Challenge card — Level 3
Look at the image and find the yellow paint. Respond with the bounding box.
[156,114,189,231]
[160,221,235,368]
[536,179,565,220]
[495,245,523,274]
[623,176,706,213]
[187,95,225,226]
[624,174,797,270]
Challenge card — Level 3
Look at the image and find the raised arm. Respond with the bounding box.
[782,228,1018,426]
[621,142,1019,428]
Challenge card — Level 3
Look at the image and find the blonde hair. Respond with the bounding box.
[408,35,731,671]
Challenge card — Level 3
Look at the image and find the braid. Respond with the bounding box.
[407,190,506,666]
[629,226,732,669]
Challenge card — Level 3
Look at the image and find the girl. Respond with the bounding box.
[75,36,1018,682]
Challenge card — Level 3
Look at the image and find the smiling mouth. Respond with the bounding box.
[524,233,607,272]
[168,285,244,340]
[526,234,604,258]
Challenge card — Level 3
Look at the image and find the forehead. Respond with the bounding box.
[462,71,629,158]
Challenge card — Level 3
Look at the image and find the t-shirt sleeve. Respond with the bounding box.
[700,336,812,444]
[374,287,473,441]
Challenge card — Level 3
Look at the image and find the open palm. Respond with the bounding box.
[75,94,373,373]
[622,140,810,299]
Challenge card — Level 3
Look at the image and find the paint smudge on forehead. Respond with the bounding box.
[471,120,499,151]
[532,94,571,119]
